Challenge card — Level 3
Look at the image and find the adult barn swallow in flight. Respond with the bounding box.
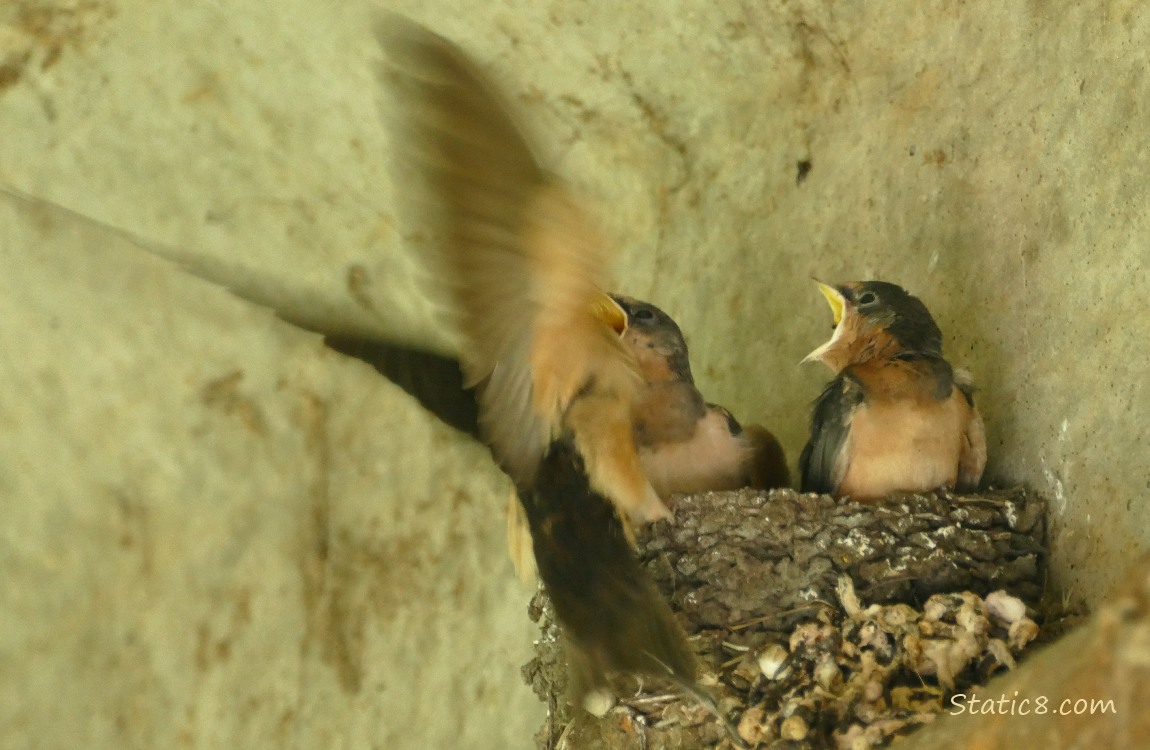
[377,16,709,707]
[331,294,789,587]
[799,280,985,501]
[327,295,789,496]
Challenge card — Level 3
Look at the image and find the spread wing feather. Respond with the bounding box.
[324,336,481,439]
[377,17,640,489]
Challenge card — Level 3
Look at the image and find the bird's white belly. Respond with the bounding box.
[640,410,749,496]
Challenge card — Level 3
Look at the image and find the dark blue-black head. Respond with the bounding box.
[804,280,944,372]
[610,294,694,384]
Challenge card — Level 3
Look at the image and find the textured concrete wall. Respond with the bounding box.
[2,1,1148,749]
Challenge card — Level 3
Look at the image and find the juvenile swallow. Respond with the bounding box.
[377,16,712,711]
[613,294,790,496]
[799,280,986,501]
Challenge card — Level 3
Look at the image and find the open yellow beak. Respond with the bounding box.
[816,281,845,327]
[590,292,628,336]
[802,280,848,365]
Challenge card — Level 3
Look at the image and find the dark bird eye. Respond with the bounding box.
[633,308,656,322]
[858,292,877,306]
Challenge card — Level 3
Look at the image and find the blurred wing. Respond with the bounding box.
[799,373,863,494]
[378,17,635,487]
[523,441,697,698]
[324,336,481,439]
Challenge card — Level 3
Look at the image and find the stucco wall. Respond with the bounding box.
[3,2,1148,748]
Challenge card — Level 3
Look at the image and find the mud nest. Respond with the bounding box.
[523,487,1048,749]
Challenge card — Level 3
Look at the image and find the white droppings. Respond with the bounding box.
[800,586,822,601]
[757,643,790,680]
[885,557,909,573]
[1039,456,1068,515]
[582,688,615,717]
[985,591,1027,624]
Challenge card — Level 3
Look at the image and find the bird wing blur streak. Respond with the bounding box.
[379,17,668,524]
[375,15,703,707]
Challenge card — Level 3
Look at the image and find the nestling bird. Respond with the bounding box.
[376,15,711,711]
[799,280,986,501]
[612,294,789,496]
